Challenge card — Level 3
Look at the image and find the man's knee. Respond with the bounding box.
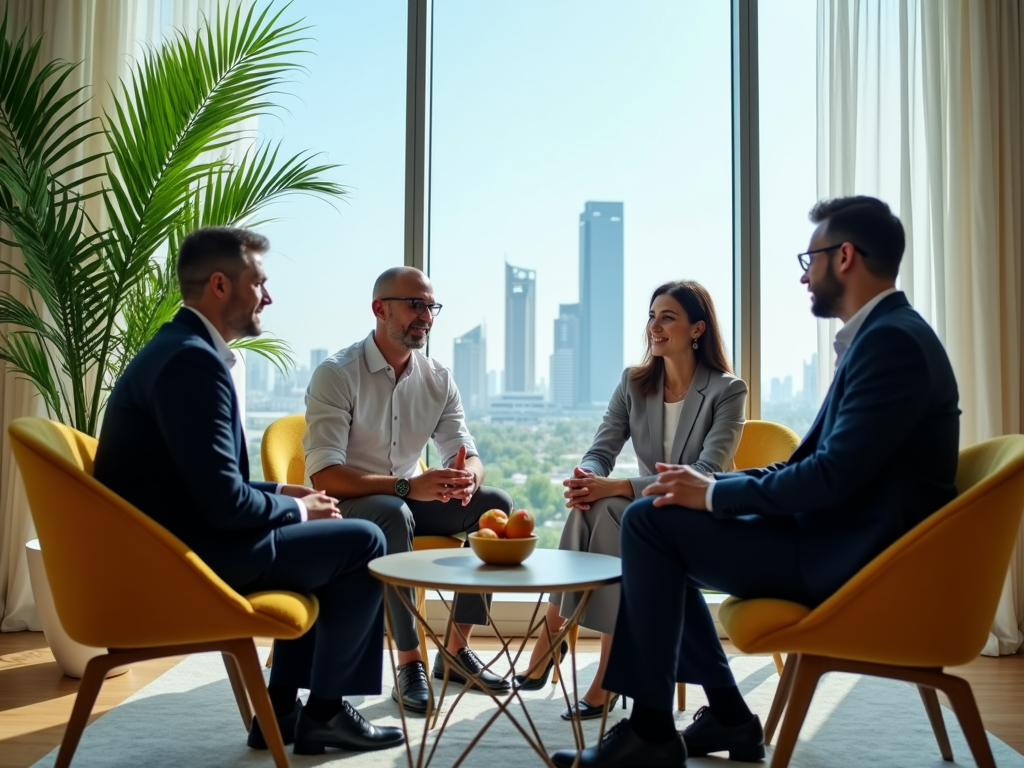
[620,496,658,540]
[347,495,414,539]
[475,486,512,513]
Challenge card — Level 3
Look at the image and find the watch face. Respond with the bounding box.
[395,478,411,497]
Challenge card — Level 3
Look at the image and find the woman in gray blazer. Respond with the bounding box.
[514,280,748,719]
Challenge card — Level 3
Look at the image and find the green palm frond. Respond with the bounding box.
[0,3,345,435]
[229,335,295,374]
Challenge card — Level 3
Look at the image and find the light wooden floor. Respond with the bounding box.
[1,631,1022,768]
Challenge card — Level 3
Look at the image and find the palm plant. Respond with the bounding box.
[0,3,345,436]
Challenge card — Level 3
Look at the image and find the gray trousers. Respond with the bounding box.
[339,486,513,652]
[551,496,629,635]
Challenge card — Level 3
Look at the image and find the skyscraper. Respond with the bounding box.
[504,262,536,393]
[578,201,624,406]
[310,348,328,369]
[550,303,580,408]
[453,325,487,416]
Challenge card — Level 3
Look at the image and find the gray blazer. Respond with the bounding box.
[579,363,748,498]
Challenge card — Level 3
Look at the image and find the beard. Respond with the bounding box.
[810,260,844,319]
[386,314,429,349]
[225,297,261,338]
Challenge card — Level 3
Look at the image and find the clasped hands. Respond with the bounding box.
[563,462,710,512]
[279,484,342,520]
[409,445,477,505]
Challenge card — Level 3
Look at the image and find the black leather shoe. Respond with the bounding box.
[432,647,511,692]
[391,660,432,713]
[293,701,405,755]
[247,699,300,749]
[680,705,765,762]
[560,694,623,721]
[551,719,687,768]
[513,640,569,691]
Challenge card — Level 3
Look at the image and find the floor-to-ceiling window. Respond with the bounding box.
[427,1,733,547]
[243,1,408,477]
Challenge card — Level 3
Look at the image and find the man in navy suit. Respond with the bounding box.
[94,228,404,756]
[551,196,960,768]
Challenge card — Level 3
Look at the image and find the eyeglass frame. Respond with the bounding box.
[378,296,444,317]
[796,242,870,272]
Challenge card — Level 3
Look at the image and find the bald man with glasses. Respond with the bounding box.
[304,266,513,715]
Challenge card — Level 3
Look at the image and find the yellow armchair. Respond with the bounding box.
[260,414,464,660]
[719,434,1024,768]
[9,416,318,768]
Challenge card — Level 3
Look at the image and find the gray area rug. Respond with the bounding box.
[31,649,1023,767]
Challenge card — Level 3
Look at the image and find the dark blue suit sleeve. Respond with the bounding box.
[151,347,300,531]
[712,324,932,518]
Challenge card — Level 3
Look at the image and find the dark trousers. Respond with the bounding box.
[338,486,513,651]
[602,498,820,710]
[236,518,387,699]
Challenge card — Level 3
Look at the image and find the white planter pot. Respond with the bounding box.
[25,539,129,679]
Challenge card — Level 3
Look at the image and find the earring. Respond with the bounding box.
[692,338,699,350]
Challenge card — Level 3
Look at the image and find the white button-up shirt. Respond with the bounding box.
[304,332,478,479]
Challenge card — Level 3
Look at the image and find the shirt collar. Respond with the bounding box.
[182,305,237,369]
[365,331,417,378]
[833,287,898,368]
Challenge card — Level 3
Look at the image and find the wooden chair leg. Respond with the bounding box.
[54,653,121,768]
[935,673,996,768]
[917,685,954,761]
[764,652,799,744]
[676,682,687,711]
[769,654,825,768]
[229,639,291,768]
[265,641,274,669]
[223,651,254,730]
[772,652,785,675]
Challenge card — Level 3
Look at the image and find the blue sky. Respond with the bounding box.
[242,0,819,393]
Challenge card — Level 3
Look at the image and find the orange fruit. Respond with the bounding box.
[505,509,535,539]
[478,509,509,538]
[474,528,499,540]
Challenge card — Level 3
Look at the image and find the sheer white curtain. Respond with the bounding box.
[0,0,227,631]
[817,0,1024,654]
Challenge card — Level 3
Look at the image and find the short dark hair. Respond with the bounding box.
[177,227,269,300]
[809,196,905,280]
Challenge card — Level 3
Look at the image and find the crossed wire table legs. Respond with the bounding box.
[383,585,616,768]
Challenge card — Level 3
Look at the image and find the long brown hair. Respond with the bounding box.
[630,280,732,396]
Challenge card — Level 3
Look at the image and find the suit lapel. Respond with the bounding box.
[668,363,709,463]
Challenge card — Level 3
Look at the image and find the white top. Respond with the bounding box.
[662,398,686,463]
[303,331,478,479]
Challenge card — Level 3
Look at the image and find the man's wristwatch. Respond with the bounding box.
[395,477,411,498]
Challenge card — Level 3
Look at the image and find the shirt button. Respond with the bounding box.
[393,442,397,445]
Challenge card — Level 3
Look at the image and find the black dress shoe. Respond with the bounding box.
[513,640,569,691]
[560,694,623,721]
[391,660,432,713]
[680,705,765,762]
[247,699,300,749]
[551,719,687,768]
[293,700,406,755]
[432,647,511,692]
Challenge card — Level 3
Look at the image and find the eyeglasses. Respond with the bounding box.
[796,242,870,271]
[380,297,443,317]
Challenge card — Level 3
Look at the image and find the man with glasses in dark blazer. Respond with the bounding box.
[550,196,961,768]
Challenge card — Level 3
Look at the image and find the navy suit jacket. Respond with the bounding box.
[712,292,960,602]
[94,308,301,587]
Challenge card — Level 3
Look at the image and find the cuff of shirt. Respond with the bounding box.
[704,478,716,512]
[276,483,308,522]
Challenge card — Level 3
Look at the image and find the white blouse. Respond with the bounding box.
[662,398,686,463]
